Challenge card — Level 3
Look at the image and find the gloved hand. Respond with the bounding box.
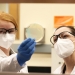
[17,38,36,66]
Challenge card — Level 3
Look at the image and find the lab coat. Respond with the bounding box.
[53,63,75,74]
[0,49,28,73]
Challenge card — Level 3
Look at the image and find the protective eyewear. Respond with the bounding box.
[0,28,17,34]
[50,31,75,45]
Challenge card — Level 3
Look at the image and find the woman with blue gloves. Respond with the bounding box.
[0,12,36,73]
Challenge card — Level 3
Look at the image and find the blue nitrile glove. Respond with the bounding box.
[17,38,36,66]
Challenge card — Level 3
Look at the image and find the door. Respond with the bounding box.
[9,3,20,40]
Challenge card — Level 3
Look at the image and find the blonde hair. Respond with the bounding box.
[0,12,18,29]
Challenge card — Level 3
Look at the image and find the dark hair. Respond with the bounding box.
[55,25,75,36]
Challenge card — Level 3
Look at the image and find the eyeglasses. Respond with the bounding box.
[0,28,17,34]
[50,31,75,45]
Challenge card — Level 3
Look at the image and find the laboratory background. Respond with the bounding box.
[0,3,75,73]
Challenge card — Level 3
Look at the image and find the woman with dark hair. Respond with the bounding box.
[50,25,75,74]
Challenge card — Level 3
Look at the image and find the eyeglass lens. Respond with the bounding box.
[50,31,74,45]
[0,28,16,34]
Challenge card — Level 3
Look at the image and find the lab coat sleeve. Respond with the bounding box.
[0,53,28,73]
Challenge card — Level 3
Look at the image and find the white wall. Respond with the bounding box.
[15,3,75,44]
[19,3,54,44]
[0,3,75,44]
[0,3,9,13]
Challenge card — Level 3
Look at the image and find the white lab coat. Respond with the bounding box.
[0,49,28,73]
[53,63,75,74]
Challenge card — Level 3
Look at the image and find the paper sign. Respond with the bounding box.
[54,16,73,28]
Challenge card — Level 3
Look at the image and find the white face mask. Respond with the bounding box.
[54,38,75,58]
[0,33,15,49]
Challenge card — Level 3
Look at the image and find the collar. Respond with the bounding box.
[0,49,15,57]
[60,63,75,74]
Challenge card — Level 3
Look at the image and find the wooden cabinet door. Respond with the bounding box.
[9,3,19,40]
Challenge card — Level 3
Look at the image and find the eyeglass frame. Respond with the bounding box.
[50,31,75,45]
[0,28,17,34]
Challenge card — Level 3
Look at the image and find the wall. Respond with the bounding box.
[0,3,9,13]
[0,3,75,44]
[15,3,55,44]
[15,3,75,44]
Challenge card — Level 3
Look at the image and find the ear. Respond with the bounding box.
[73,35,75,38]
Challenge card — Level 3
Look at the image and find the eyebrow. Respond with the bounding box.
[0,28,15,29]
[53,31,72,36]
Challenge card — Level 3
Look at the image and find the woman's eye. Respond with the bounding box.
[0,31,3,33]
[8,31,13,33]
[62,35,69,38]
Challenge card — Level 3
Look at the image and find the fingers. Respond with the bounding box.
[23,47,35,60]
[18,38,36,55]
[19,38,31,48]
[29,47,35,55]
[25,42,36,53]
[22,38,36,50]
[18,42,36,57]
[27,47,35,60]
[29,42,36,49]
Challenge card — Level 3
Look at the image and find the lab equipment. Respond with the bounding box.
[25,23,45,45]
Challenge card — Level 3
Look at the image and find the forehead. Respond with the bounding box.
[0,20,15,29]
[54,27,71,35]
